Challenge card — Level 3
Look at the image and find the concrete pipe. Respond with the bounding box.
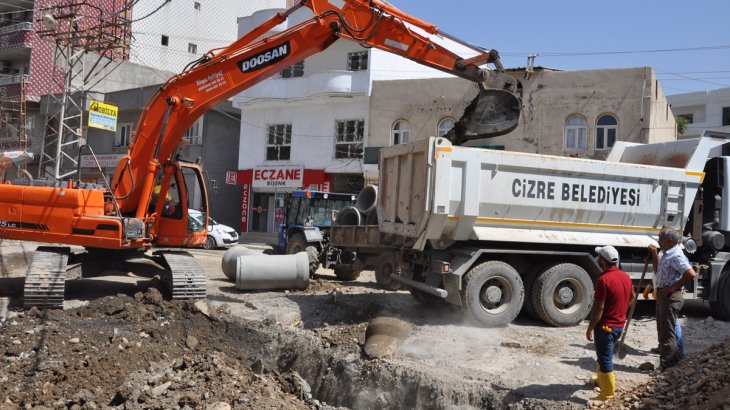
[356,185,378,215]
[335,206,362,226]
[221,245,259,280]
[365,209,378,225]
[235,251,309,291]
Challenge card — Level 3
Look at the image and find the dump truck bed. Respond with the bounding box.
[375,131,730,251]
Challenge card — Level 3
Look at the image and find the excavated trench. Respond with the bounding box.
[223,317,503,409]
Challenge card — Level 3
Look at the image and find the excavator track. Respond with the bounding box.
[24,246,70,309]
[158,251,207,300]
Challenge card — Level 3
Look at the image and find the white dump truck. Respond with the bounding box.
[330,130,730,327]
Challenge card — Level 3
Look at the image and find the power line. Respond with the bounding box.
[501,44,730,57]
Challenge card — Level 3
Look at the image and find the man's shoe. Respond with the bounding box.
[649,347,660,354]
[592,371,615,401]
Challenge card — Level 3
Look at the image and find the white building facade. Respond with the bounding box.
[130,0,285,73]
[232,6,476,234]
[667,87,730,139]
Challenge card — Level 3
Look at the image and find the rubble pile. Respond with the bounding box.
[0,289,313,409]
[593,336,730,409]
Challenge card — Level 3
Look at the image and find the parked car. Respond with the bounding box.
[189,210,239,249]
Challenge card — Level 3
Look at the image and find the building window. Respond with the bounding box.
[194,2,201,10]
[677,113,694,124]
[347,51,368,71]
[280,61,304,78]
[392,120,409,145]
[115,123,133,147]
[595,114,618,150]
[565,115,587,150]
[437,118,455,137]
[266,123,292,161]
[723,107,730,126]
[161,35,169,46]
[188,43,197,54]
[184,118,203,145]
[335,119,364,159]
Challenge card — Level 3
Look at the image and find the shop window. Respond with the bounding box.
[595,114,618,150]
[392,119,409,145]
[266,123,292,160]
[281,61,304,78]
[347,51,368,71]
[335,119,364,159]
[437,118,455,137]
[565,114,587,150]
[115,123,133,147]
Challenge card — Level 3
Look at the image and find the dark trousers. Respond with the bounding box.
[656,289,684,369]
[594,326,623,372]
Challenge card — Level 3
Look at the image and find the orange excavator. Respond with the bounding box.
[0,0,520,307]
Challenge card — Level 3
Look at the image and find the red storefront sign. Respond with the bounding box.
[240,183,250,233]
[226,170,237,185]
[252,166,303,188]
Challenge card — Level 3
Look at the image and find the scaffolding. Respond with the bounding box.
[0,75,27,151]
[36,0,131,180]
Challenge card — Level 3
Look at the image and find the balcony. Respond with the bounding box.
[0,74,26,86]
[0,22,32,36]
[235,70,370,106]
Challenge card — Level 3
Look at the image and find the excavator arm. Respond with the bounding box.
[112,0,520,216]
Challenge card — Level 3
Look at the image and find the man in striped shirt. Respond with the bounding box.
[648,227,697,370]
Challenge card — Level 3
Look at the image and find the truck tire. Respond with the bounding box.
[460,261,524,327]
[375,251,402,290]
[710,272,730,320]
[532,263,593,327]
[287,233,320,276]
[521,263,551,320]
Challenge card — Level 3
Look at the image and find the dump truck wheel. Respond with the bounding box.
[375,251,402,290]
[710,271,730,320]
[532,263,593,327]
[522,263,551,320]
[203,236,216,250]
[460,261,524,327]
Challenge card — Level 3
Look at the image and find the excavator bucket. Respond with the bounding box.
[446,89,521,146]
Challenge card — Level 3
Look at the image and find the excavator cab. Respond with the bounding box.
[152,162,209,247]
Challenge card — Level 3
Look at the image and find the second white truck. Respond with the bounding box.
[331,130,730,327]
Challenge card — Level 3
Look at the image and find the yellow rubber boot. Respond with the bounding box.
[594,371,615,401]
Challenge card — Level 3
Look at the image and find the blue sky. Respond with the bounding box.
[386,0,730,95]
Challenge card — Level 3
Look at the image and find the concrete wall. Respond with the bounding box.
[369,67,677,159]
[668,87,730,139]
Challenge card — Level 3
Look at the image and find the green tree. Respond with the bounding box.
[676,116,689,136]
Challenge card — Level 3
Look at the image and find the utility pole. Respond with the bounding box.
[36,0,131,180]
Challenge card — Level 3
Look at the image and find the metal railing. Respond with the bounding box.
[0,74,27,86]
[0,22,32,35]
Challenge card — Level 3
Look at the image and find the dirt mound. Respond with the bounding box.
[592,335,730,409]
[0,288,318,409]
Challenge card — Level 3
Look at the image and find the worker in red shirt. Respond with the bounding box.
[586,245,635,401]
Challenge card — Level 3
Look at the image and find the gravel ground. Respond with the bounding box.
[2,239,730,409]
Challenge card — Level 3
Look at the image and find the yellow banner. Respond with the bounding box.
[88,101,118,131]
